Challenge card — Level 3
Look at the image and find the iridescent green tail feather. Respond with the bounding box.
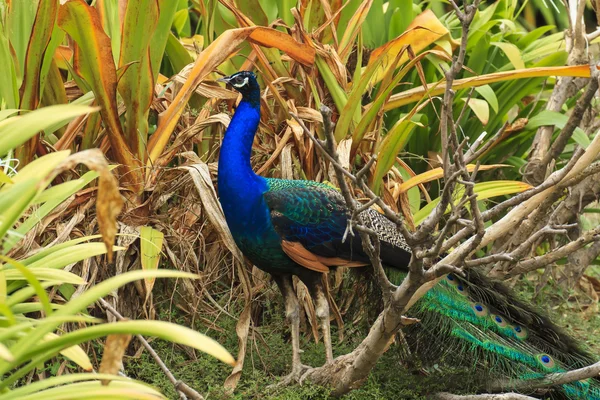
[383,268,599,399]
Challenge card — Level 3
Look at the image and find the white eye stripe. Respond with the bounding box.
[232,77,249,88]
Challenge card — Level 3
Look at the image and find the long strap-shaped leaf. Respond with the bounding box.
[58,0,143,194]
[383,65,592,111]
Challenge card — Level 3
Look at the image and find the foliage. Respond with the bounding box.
[1,0,599,397]
[0,104,234,397]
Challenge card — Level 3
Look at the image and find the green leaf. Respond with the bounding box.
[165,32,194,74]
[491,42,525,70]
[0,255,53,317]
[474,85,499,113]
[334,52,387,141]
[315,56,347,115]
[372,118,420,193]
[118,0,159,160]
[172,9,189,36]
[2,268,86,285]
[149,0,179,82]
[43,331,92,371]
[462,97,490,125]
[526,110,589,147]
[21,381,164,399]
[0,270,201,383]
[414,181,532,225]
[23,320,235,369]
[20,243,123,271]
[516,25,555,49]
[5,150,70,187]
[20,236,102,266]
[32,170,99,205]
[0,179,39,243]
[6,0,37,84]
[19,0,59,111]
[1,374,158,400]
[140,226,164,297]
[0,170,13,185]
[0,105,96,157]
[0,31,19,109]
[387,0,413,39]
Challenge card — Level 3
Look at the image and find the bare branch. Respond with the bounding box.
[434,393,538,400]
[464,123,508,164]
[541,78,599,165]
[505,225,600,277]
[488,360,600,393]
[464,253,514,267]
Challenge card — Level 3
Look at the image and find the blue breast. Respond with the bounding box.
[217,100,295,272]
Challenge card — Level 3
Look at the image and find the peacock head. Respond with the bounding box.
[218,71,260,105]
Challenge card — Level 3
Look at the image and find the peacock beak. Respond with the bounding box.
[217,76,231,84]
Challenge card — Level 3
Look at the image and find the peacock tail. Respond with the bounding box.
[393,269,600,399]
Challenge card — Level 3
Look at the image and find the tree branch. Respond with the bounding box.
[434,393,538,400]
[488,360,600,393]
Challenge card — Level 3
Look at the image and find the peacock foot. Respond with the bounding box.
[268,364,313,389]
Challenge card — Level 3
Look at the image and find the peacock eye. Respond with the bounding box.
[537,354,556,369]
[235,76,244,84]
[512,325,528,339]
[491,314,508,328]
[471,302,489,317]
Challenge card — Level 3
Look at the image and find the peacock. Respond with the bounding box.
[216,70,599,398]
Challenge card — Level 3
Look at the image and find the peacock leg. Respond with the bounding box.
[312,282,333,363]
[271,274,311,386]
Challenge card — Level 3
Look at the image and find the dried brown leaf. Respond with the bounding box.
[42,149,123,262]
[99,333,132,385]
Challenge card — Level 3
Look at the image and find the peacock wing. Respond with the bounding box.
[264,180,368,272]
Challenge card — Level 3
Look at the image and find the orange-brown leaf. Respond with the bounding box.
[385,65,592,111]
[248,27,315,67]
[338,0,373,62]
[398,164,509,193]
[58,0,142,193]
[146,27,315,167]
[54,45,74,69]
[367,10,454,85]
[99,333,132,385]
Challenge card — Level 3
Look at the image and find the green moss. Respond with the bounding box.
[124,299,440,399]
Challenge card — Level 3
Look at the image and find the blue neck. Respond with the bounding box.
[219,100,260,175]
[218,99,268,236]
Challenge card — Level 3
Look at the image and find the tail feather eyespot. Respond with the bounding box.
[471,302,489,317]
[512,325,528,340]
[537,354,556,370]
[446,274,468,296]
[491,314,509,328]
[455,283,468,296]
